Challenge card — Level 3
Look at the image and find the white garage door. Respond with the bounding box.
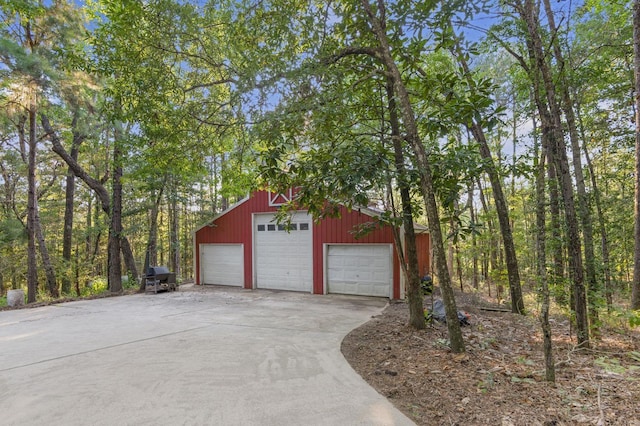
[254,212,312,292]
[327,244,392,297]
[201,244,244,286]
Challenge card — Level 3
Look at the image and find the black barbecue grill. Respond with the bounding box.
[145,266,177,293]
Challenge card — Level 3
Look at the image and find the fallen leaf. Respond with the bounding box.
[571,414,591,423]
[454,353,470,363]
[501,416,515,426]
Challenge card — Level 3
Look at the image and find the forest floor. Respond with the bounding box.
[342,289,640,426]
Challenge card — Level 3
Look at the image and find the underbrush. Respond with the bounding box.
[1,275,141,310]
[79,277,109,297]
[459,278,640,338]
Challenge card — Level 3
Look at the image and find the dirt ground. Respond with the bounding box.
[341,291,640,426]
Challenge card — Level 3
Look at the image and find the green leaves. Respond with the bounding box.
[629,312,640,329]
[0,36,46,78]
[0,218,25,244]
[431,140,484,209]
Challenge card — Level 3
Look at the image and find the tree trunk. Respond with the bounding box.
[543,0,600,331]
[576,100,613,309]
[455,243,464,292]
[86,192,92,265]
[74,241,81,296]
[27,104,38,303]
[120,234,138,282]
[386,78,424,329]
[182,202,191,279]
[468,185,479,290]
[139,187,163,292]
[548,161,566,304]
[520,0,589,347]
[34,203,58,298]
[535,132,555,382]
[469,122,523,312]
[61,115,84,294]
[169,176,180,278]
[632,0,640,310]
[361,0,464,352]
[109,138,124,294]
[476,178,497,298]
[447,219,455,279]
[61,165,76,294]
[41,114,139,283]
[449,33,525,314]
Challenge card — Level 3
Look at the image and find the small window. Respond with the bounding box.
[299,223,309,231]
[290,223,297,231]
[257,224,266,231]
[267,224,276,231]
[277,224,286,231]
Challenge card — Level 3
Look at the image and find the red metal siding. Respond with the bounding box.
[313,206,401,299]
[195,191,421,299]
[416,232,431,277]
[194,191,281,287]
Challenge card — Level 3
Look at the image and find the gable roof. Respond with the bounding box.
[192,194,250,234]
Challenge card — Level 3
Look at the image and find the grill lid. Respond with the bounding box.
[147,266,170,276]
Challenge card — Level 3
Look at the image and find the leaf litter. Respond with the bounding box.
[341,291,640,426]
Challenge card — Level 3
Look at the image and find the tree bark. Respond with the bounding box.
[542,0,599,330]
[140,187,163,292]
[576,101,613,309]
[43,115,111,211]
[41,114,139,282]
[34,203,58,298]
[27,103,38,303]
[535,133,555,382]
[386,78,424,329]
[470,126,523,310]
[449,32,525,314]
[120,233,138,283]
[361,0,464,352]
[519,0,589,347]
[109,137,124,294]
[548,160,566,303]
[61,113,85,294]
[468,185,479,290]
[476,178,497,298]
[632,0,640,310]
[169,176,180,278]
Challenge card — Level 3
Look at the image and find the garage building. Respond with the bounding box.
[193,190,430,299]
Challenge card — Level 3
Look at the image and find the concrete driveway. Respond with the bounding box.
[0,285,415,426]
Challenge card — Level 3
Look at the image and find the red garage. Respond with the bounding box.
[193,190,430,299]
